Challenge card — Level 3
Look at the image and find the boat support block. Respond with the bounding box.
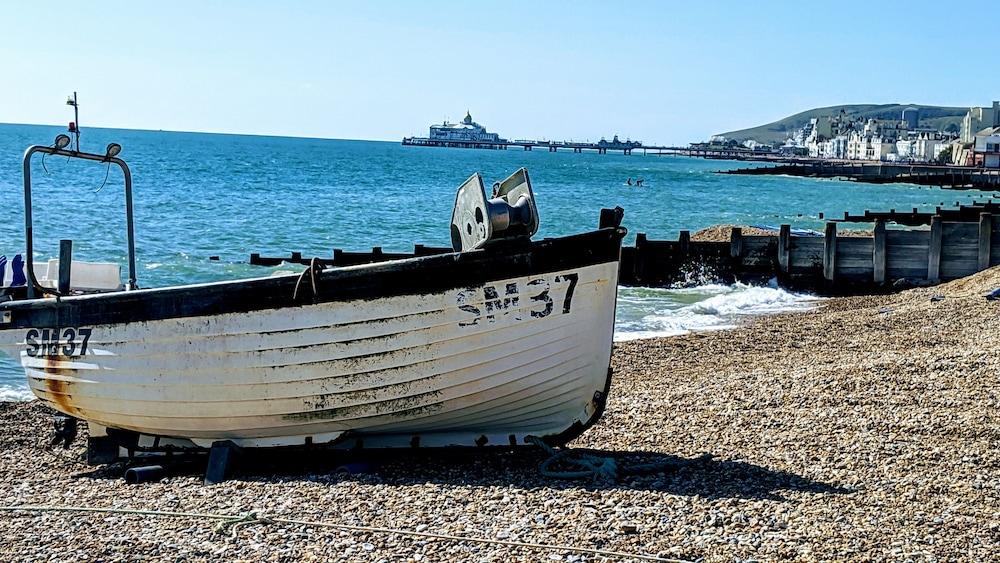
[205,440,241,485]
[86,436,119,465]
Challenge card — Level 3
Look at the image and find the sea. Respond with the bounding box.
[0,123,993,400]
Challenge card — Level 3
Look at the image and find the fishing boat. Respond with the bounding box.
[0,128,626,466]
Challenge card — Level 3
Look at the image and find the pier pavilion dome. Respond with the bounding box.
[429,111,504,143]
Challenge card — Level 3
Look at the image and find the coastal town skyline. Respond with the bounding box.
[2,1,999,145]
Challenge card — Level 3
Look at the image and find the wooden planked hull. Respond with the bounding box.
[0,229,623,449]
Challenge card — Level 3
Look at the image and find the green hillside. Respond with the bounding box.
[718,104,968,145]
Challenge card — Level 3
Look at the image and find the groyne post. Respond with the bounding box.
[873,219,887,284]
[928,215,943,283]
[679,230,690,255]
[598,207,624,229]
[979,212,992,271]
[635,233,647,283]
[778,224,791,274]
[729,227,743,259]
[823,222,837,282]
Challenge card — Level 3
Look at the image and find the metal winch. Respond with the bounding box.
[450,167,539,251]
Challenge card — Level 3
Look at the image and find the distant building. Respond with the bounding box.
[742,139,772,151]
[846,131,896,161]
[804,112,857,158]
[961,101,1000,144]
[862,118,908,142]
[891,133,948,162]
[778,144,808,157]
[801,111,958,162]
[810,134,849,159]
[902,107,920,129]
[917,133,949,162]
[974,127,1000,168]
[428,111,504,143]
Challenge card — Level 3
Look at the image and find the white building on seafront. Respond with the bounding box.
[961,102,1000,144]
[974,127,1000,168]
[428,111,505,143]
[893,133,950,163]
[804,109,955,162]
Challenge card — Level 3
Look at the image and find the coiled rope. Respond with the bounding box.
[0,505,691,562]
[526,436,714,483]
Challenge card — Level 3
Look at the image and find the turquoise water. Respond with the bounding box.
[0,123,993,398]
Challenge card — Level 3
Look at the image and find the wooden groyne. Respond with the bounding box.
[723,161,1000,190]
[826,199,1000,226]
[627,212,1000,291]
[250,208,1000,294]
[250,244,453,269]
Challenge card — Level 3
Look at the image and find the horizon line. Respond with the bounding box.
[0,120,680,147]
[0,121,402,144]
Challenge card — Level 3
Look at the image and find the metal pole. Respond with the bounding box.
[21,146,36,299]
[117,157,138,290]
[72,92,80,152]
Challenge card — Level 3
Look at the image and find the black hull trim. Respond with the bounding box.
[2,228,625,329]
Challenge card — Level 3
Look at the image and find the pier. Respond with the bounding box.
[401,136,783,158]
[402,136,647,155]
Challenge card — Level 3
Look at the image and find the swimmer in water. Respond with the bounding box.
[626,177,633,186]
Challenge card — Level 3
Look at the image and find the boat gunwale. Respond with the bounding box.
[0,227,624,329]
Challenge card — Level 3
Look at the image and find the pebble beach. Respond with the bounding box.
[2,267,1000,562]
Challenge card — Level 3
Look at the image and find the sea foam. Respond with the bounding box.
[614,282,820,341]
[0,383,32,402]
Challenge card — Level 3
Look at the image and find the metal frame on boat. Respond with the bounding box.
[20,137,138,298]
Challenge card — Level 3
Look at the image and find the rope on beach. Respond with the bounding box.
[0,504,692,562]
[526,436,714,483]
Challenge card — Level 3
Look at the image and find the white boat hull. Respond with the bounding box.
[6,261,619,449]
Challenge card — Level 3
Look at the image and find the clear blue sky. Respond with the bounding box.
[1,1,995,145]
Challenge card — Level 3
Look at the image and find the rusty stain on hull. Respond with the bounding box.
[42,355,79,415]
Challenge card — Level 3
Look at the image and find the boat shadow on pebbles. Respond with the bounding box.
[6,402,847,500]
[63,435,848,500]
[278,450,852,501]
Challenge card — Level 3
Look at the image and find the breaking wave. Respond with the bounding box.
[614,281,820,341]
[0,383,32,402]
